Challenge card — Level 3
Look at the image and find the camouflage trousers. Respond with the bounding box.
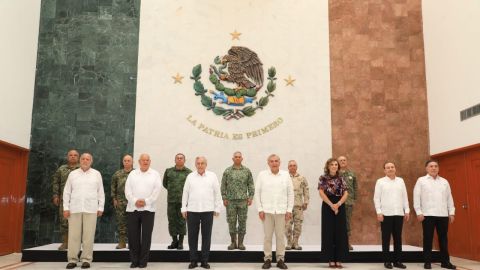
[345,204,353,236]
[115,201,128,241]
[167,202,186,236]
[226,200,248,234]
[58,199,68,234]
[285,206,304,246]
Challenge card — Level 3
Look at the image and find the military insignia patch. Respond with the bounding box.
[190,46,277,120]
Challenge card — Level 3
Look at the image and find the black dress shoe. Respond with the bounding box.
[441,262,456,269]
[130,263,138,268]
[138,263,147,268]
[424,263,432,269]
[80,262,90,269]
[393,262,406,269]
[188,261,198,269]
[200,262,210,269]
[262,259,272,269]
[66,263,77,269]
[276,260,288,269]
[384,262,393,269]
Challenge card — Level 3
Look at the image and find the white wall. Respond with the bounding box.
[0,0,41,149]
[136,0,331,245]
[423,0,480,155]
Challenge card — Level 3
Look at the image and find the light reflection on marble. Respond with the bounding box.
[23,0,141,249]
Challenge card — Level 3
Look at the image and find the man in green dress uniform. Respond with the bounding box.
[163,153,192,249]
[338,155,358,250]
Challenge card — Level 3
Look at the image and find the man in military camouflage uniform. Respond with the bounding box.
[285,160,309,250]
[52,149,80,250]
[163,153,192,250]
[111,154,133,249]
[338,155,358,250]
[221,151,254,250]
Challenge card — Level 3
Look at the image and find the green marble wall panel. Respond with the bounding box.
[23,0,141,248]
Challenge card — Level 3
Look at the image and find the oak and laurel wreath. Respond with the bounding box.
[190,62,277,118]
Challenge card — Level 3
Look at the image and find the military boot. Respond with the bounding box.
[237,234,246,250]
[227,233,237,250]
[116,235,127,249]
[168,235,178,249]
[177,235,184,250]
[58,233,68,251]
[292,237,302,250]
[285,236,292,250]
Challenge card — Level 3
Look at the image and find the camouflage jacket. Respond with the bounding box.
[290,173,310,207]
[111,169,132,202]
[163,166,192,203]
[52,164,79,197]
[221,165,254,201]
[341,169,358,205]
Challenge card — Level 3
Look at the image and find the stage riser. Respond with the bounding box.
[22,250,442,263]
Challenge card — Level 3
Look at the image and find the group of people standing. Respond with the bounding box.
[52,150,456,270]
[373,160,456,270]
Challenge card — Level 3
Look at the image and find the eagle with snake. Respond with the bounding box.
[220,46,264,90]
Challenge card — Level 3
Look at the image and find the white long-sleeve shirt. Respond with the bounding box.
[125,168,162,212]
[255,170,294,214]
[373,176,410,216]
[181,170,222,213]
[413,174,455,217]
[63,168,105,213]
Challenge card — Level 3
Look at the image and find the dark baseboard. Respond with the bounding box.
[22,249,441,263]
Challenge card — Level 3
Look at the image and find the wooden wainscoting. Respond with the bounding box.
[0,140,29,255]
[432,143,480,261]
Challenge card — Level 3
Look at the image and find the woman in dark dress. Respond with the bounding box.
[318,158,349,268]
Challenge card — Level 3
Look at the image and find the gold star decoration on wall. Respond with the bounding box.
[284,75,296,86]
[172,73,184,84]
[230,30,242,40]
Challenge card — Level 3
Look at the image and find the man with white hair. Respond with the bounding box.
[182,156,222,269]
[125,154,162,268]
[285,160,309,251]
[63,153,105,269]
[255,154,294,270]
